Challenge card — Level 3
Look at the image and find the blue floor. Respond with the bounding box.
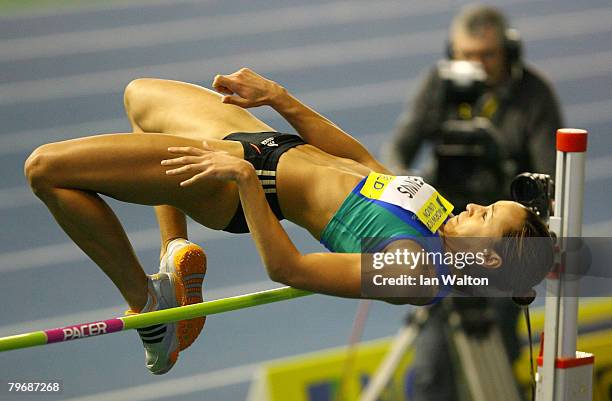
[1,1,610,400]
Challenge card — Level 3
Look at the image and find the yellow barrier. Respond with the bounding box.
[250,338,414,401]
[251,298,612,401]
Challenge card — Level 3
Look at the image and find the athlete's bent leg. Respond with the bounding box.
[24,133,238,311]
[123,78,274,254]
[123,78,274,140]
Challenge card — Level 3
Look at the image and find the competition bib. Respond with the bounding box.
[360,173,454,233]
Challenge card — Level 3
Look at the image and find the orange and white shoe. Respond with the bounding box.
[160,239,207,351]
[126,274,180,375]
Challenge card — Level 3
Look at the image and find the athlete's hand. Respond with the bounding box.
[162,141,254,186]
[212,68,286,108]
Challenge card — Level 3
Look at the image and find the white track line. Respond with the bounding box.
[586,155,612,182]
[0,280,283,337]
[583,218,612,237]
[1,6,611,106]
[0,0,478,62]
[1,56,612,161]
[0,224,224,274]
[514,6,612,40]
[0,117,127,156]
[0,186,34,209]
[6,0,603,63]
[0,221,306,273]
[1,96,612,210]
[58,334,395,401]
[0,210,608,275]
[0,0,209,19]
[62,362,258,401]
[0,31,445,106]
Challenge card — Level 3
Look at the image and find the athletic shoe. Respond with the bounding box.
[125,274,180,375]
[160,239,207,351]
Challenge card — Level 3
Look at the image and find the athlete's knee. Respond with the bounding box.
[124,78,172,132]
[24,143,61,194]
[124,78,151,119]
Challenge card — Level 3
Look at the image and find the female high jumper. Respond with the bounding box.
[24,68,551,374]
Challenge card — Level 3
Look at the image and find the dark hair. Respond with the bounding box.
[451,4,508,46]
[489,207,554,292]
[453,207,554,297]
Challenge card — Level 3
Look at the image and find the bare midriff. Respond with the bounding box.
[276,144,372,239]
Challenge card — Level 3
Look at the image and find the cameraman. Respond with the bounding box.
[390,5,563,401]
[392,4,562,187]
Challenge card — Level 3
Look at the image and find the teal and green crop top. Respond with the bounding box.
[319,172,454,302]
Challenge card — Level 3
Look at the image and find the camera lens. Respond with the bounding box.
[511,174,540,203]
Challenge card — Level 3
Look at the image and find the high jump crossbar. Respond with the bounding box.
[0,286,311,353]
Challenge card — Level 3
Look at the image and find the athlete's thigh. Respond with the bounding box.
[124,78,275,140]
[35,133,240,229]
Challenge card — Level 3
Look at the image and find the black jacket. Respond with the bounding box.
[393,64,563,177]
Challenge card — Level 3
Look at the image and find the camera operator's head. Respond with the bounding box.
[442,201,554,293]
[449,4,510,86]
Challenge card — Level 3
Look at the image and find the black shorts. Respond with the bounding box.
[222,132,306,233]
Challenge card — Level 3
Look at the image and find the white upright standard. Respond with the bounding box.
[537,128,594,401]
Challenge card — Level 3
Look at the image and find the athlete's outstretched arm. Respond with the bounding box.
[212,68,391,173]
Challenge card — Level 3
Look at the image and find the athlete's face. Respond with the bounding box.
[442,201,526,238]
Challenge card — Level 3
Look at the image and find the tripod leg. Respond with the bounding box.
[358,308,429,401]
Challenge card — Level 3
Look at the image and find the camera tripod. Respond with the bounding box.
[359,297,524,401]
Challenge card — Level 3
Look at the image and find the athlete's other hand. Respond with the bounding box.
[212,68,286,108]
[162,141,254,186]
